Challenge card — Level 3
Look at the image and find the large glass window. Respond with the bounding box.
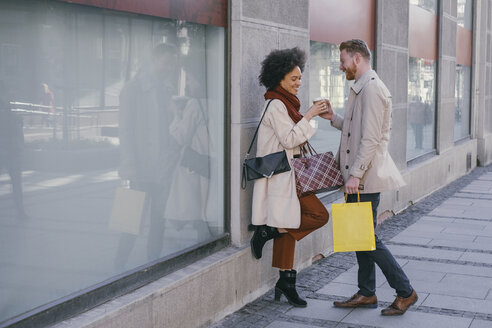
[407,1,438,161]
[407,57,436,158]
[309,41,352,154]
[308,0,375,160]
[455,64,471,140]
[409,0,437,14]
[309,41,373,155]
[455,0,473,141]
[0,0,225,325]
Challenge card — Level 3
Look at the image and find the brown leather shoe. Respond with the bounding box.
[381,290,418,316]
[333,293,378,308]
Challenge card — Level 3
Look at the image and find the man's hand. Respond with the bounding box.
[345,176,360,194]
[319,99,334,120]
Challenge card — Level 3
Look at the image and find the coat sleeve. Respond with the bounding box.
[169,98,201,147]
[330,113,344,131]
[349,83,386,179]
[264,100,315,150]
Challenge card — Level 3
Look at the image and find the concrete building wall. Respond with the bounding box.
[55,1,491,327]
[476,0,492,166]
[230,0,311,247]
[376,0,410,170]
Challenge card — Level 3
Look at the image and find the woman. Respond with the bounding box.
[165,67,211,242]
[250,47,330,307]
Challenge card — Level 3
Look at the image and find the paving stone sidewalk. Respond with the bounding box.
[211,165,492,328]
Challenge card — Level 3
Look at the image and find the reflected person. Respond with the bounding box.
[408,96,426,149]
[116,43,179,268]
[0,89,28,220]
[164,66,211,242]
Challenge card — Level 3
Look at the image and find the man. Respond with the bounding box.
[321,39,418,316]
[0,87,28,220]
[115,43,180,268]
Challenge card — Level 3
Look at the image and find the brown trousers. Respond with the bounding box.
[272,194,329,270]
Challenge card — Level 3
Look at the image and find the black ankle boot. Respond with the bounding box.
[249,224,280,259]
[274,269,307,307]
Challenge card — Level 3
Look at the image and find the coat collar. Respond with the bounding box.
[351,69,377,95]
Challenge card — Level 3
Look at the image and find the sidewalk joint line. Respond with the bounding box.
[387,241,492,254]
[393,254,492,267]
[280,313,379,328]
[308,294,492,321]
[424,214,492,222]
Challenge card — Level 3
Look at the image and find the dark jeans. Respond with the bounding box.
[0,157,26,218]
[114,180,171,269]
[346,193,413,298]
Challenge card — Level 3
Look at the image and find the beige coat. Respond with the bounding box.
[251,99,316,228]
[331,70,406,194]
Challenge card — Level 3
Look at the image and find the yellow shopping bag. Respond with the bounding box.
[331,193,376,252]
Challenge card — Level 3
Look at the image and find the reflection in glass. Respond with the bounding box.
[455,0,472,142]
[0,90,27,221]
[309,41,374,155]
[457,0,473,29]
[409,0,437,14]
[309,41,352,154]
[0,1,224,324]
[407,57,436,160]
[455,65,471,141]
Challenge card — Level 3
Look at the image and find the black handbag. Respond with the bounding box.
[181,146,210,178]
[241,99,291,189]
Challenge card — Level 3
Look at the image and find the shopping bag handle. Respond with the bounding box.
[300,141,318,157]
[344,191,360,203]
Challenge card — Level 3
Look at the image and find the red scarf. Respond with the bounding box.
[264,86,303,123]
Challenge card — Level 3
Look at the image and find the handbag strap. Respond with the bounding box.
[245,99,274,159]
[241,99,274,189]
[196,98,209,133]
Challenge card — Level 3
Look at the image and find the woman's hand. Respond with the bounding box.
[319,99,334,121]
[304,99,328,121]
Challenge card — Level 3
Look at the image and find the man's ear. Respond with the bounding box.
[354,53,361,65]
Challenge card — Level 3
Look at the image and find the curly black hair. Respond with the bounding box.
[258,47,306,90]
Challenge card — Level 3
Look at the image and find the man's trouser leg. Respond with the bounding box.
[347,193,413,298]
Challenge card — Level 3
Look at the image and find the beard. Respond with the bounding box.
[344,62,357,80]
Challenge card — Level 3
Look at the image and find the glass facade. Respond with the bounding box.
[457,0,473,29]
[0,0,225,324]
[309,41,352,154]
[407,57,436,159]
[309,41,373,165]
[409,0,437,14]
[455,0,473,141]
[407,0,437,161]
[455,64,471,140]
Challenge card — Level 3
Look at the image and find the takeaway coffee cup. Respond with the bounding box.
[313,97,329,113]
